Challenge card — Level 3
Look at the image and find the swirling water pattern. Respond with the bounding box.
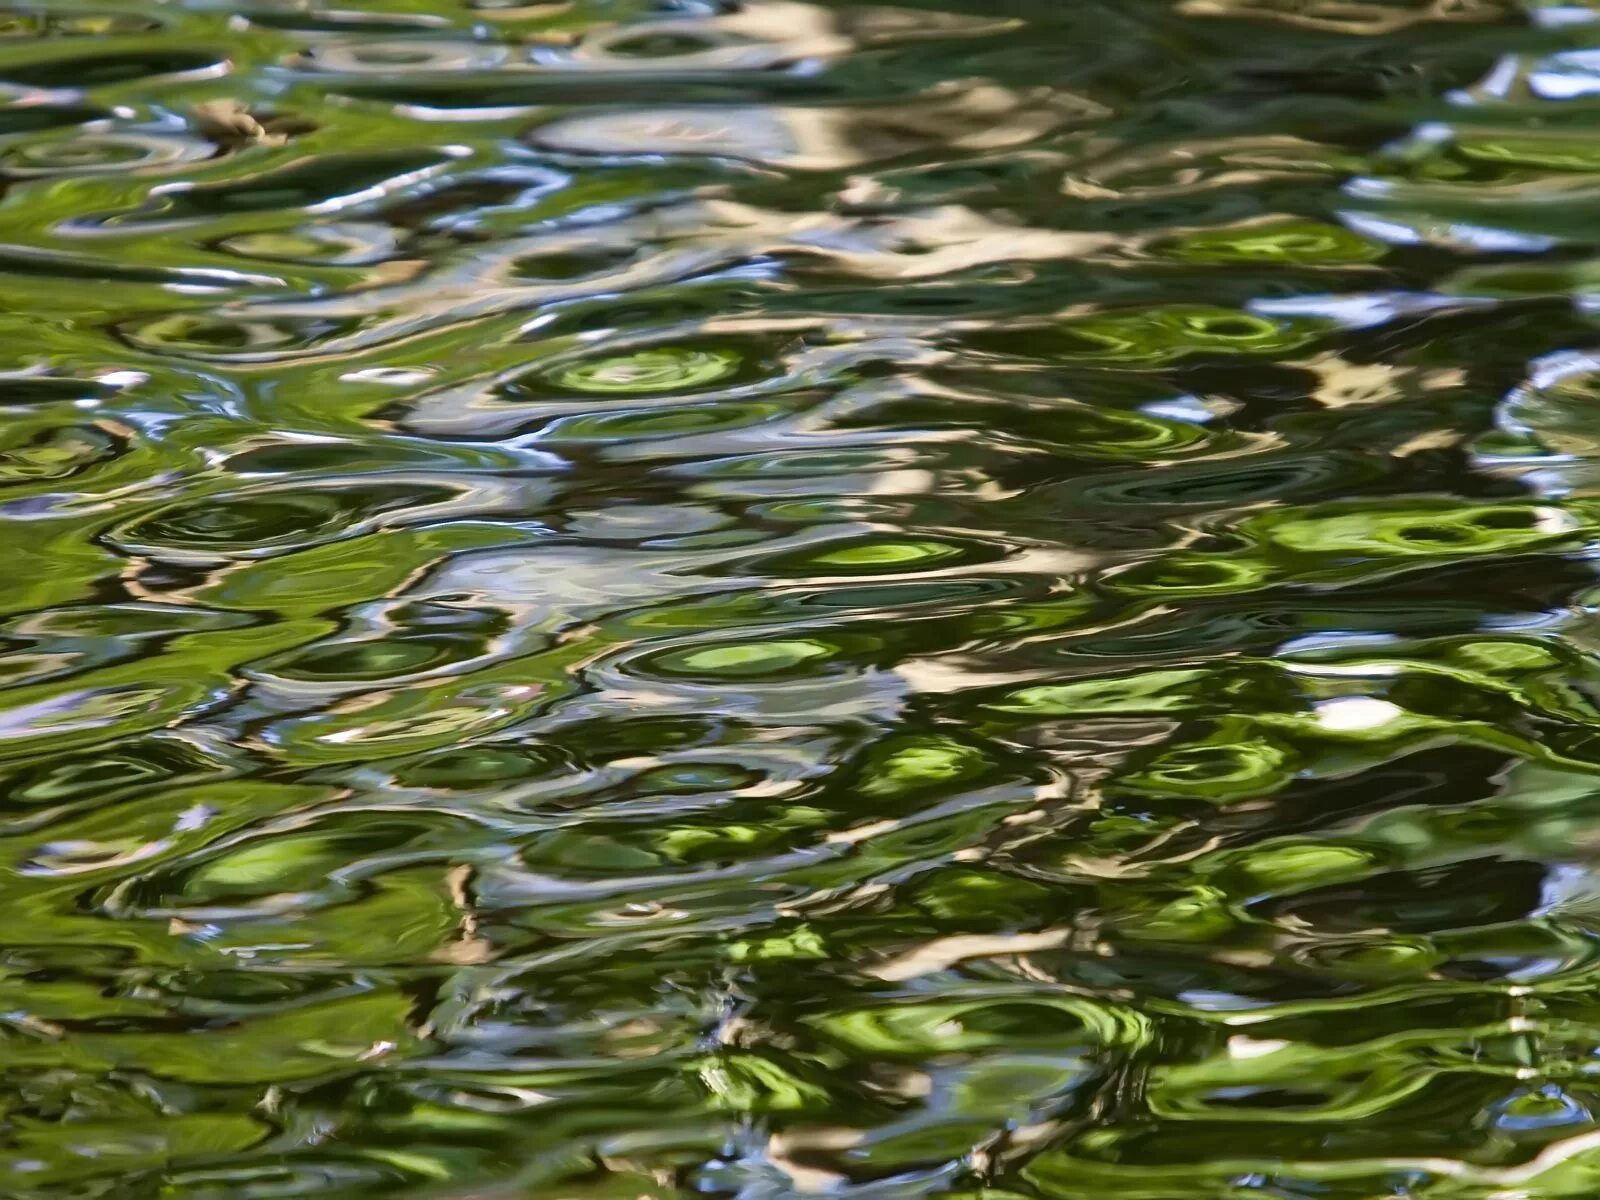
[7,0,1600,1195]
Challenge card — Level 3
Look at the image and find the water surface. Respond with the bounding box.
[1,0,1599,1196]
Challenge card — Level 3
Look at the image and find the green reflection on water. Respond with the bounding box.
[0,0,1598,1196]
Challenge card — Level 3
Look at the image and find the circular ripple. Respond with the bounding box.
[548,346,744,395]
[528,106,807,164]
[118,313,363,357]
[292,38,511,73]
[215,222,398,265]
[564,24,792,71]
[634,635,855,683]
[393,743,571,790]
[3,131,209,177]
[0,421,124,484]
[107,480,464,560]
[756,534,1006,578]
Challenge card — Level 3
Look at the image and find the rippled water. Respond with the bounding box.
[14,0,1600,1195]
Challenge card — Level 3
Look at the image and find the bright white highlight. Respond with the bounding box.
[1313,697,1403,732]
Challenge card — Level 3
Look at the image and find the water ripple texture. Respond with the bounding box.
[4,0,1600,1196]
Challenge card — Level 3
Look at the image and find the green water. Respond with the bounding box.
[8,0,1600,1195]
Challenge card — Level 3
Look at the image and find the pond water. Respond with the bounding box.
[5,0,1600,1195]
